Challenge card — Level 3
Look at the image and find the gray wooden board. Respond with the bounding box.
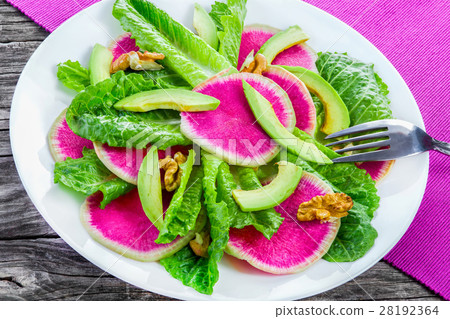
[0,1,442,301]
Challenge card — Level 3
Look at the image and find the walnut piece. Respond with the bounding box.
[189,231,210,258]
[240,53,267,75]
[158,152,187,192]
[110,51,165,74]
[297,193,353,223]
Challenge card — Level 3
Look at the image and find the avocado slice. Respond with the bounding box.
[137,146,163,230]
[114,89,220,112]
[232,161,302,212]
[282,66,350,135]
[242,80,332,164]
[257,26,309,64]
[89,43,113,85]
[193,3,219,50]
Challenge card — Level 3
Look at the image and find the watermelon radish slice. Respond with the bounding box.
[226,172,340,274]
[238,24,318,71]
[180,72,296,167]
[263,66,316,135]
[356,160,395,184]
[48,109,94,162]
[80,189,199,262]
[108,33,140,61]
[94,142,190,185]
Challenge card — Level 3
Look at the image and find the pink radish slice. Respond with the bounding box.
[48,108,94,162]
[356,160,395,184]
[263,66,316,135]
[80,189,195,262]
[226,172,340,274]
[180,72,296,167]
[94,142,191,185]
[238,24,318,71]
[108,33,140,61]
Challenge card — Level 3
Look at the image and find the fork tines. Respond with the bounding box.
[325,120,395,162]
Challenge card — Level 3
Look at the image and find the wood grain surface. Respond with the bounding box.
[0,1,442,301]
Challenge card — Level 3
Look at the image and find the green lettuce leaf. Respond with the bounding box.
[127,68,192,90]
[54,148,134,208]
[209,2,230,32]
[159,245,214,294]
[156,150,203,244]
[217,165,283,239]
[113,0,232,87]
[161,153,231,295]
[57,60,90,92]
[316,52,393,125]
[285,155,378,261]
[209,0,247,67]
[66,71,191,150]
[324,201,378,261]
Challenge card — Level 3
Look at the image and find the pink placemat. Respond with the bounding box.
[6,0,449,300]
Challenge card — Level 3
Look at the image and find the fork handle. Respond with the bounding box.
[432,139,450,156]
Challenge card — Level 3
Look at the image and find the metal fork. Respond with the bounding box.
[325,119,450,163]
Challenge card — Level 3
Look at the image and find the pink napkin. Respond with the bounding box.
[5,0,101,32]
[6,0,449,300]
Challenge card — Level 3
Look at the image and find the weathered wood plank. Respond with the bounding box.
[0,132,12,156]
[0,238,172,301]
[0,73,20,114]
[0,156,57,238]
[0,42,41,77]
[0,108,10,121]
[0,237,442,301]
[0,43,41,114]
[0,2,49,43]
[0,119,9,130]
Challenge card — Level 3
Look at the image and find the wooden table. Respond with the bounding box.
[0,1,442,301]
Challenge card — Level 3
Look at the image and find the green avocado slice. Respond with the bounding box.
[257,25,309,64]
[193,3,219,50]
[282,66,350,135]
[232,161,302,212]
[137,146,163,230]
[114,89,220,112]
[89,43,113,85]
[242,80,332,164]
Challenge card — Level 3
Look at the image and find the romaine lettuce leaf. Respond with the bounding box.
[316,52,393,125]
[66,71,191,150]
[217,165,283,239]
[57,60,90,92]
[127,68,192,90]
[156,150,203,244]
[54,148,134,208]
[284,154,378,261]
[159,245,214,294]
[324,201,378,261]
[113,0,232,87]
[209,2,230,32]
[209,0,247,67]
[161,153,231,295]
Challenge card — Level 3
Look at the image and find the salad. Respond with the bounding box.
[50,0,394,295]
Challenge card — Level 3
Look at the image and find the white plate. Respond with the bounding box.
[10,0,428,300]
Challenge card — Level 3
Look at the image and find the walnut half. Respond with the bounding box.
[297,193,353,223]
[189,230,210,258]
[158,152,187,192]
[240,53,268,75]
[110,51,165,74]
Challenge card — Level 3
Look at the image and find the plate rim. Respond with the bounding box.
[9,0,429,300]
